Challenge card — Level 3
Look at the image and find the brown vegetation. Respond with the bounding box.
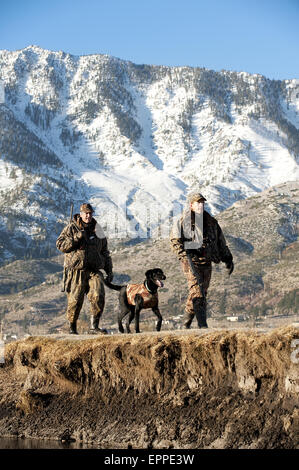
[0,326,298,448]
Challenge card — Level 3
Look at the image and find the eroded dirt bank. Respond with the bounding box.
[0,326,298,449]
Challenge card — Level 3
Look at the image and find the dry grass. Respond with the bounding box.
[0,325,298,448]
[4,325,298,398]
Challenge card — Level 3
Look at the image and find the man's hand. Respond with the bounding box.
[74,229,90,242]
[225,260,234,275]
[73,230,84,242]
[105,272,114,283]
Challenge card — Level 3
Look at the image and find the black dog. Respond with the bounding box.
[105,268,166,333]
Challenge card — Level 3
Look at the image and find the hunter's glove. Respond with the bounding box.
[105,272,114,283]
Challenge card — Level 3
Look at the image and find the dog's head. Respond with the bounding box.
[145,268,166,288]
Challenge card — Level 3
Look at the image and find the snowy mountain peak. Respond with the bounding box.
[0,46,298,263]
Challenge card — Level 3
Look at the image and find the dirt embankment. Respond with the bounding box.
[0,326,298,449]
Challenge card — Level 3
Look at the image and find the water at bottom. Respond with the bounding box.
[0,437,100,449]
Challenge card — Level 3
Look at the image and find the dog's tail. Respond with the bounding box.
[104,280,124,291]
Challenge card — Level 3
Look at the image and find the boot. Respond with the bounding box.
[194,299,208,328]
[69,321,78,335]
[184,316,193,329]
[89,316,108,334]
[183,310,194,329]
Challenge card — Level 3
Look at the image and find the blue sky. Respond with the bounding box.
[0,0,298,80]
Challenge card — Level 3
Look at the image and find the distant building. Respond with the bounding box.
[226,315,246,322]
[3,333,18,341]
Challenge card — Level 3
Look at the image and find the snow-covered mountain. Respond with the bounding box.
[0,45,298,263]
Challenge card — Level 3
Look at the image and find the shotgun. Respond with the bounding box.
[61,202,74,292]
[69,202,74,223]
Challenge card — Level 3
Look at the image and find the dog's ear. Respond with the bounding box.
[145,270,153,277]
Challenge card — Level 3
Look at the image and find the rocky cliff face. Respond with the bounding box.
[0,326,298,448]
[0,46,299,263]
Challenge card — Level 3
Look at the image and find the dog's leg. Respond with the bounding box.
[134,307,141,333]
[118,310,128,333]
[134,295,143,333]
[118,287,130,333]
[152,307,163,331]
[125,307,135,333]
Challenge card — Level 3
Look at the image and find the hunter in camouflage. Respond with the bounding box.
[170,192,233,328]
[56,203,113,334]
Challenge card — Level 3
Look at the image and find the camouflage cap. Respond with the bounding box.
[80,203,94,213]
[187,192,207,204]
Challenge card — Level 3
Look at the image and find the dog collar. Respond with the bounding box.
[144,280,155,294]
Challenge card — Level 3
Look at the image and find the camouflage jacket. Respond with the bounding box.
[126,283,159,308]
[56,214,113,274]
[170,210,232,265]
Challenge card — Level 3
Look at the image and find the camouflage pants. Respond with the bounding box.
[180,258,212,327]
[65,270,105,323]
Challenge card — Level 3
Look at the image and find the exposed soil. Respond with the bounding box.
[0,326,298,449]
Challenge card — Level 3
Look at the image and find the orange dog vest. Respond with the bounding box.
[126,283,158,308]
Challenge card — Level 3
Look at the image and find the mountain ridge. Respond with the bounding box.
[0,45,298,264]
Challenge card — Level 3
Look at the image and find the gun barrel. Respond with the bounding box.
[69,203,74,223]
